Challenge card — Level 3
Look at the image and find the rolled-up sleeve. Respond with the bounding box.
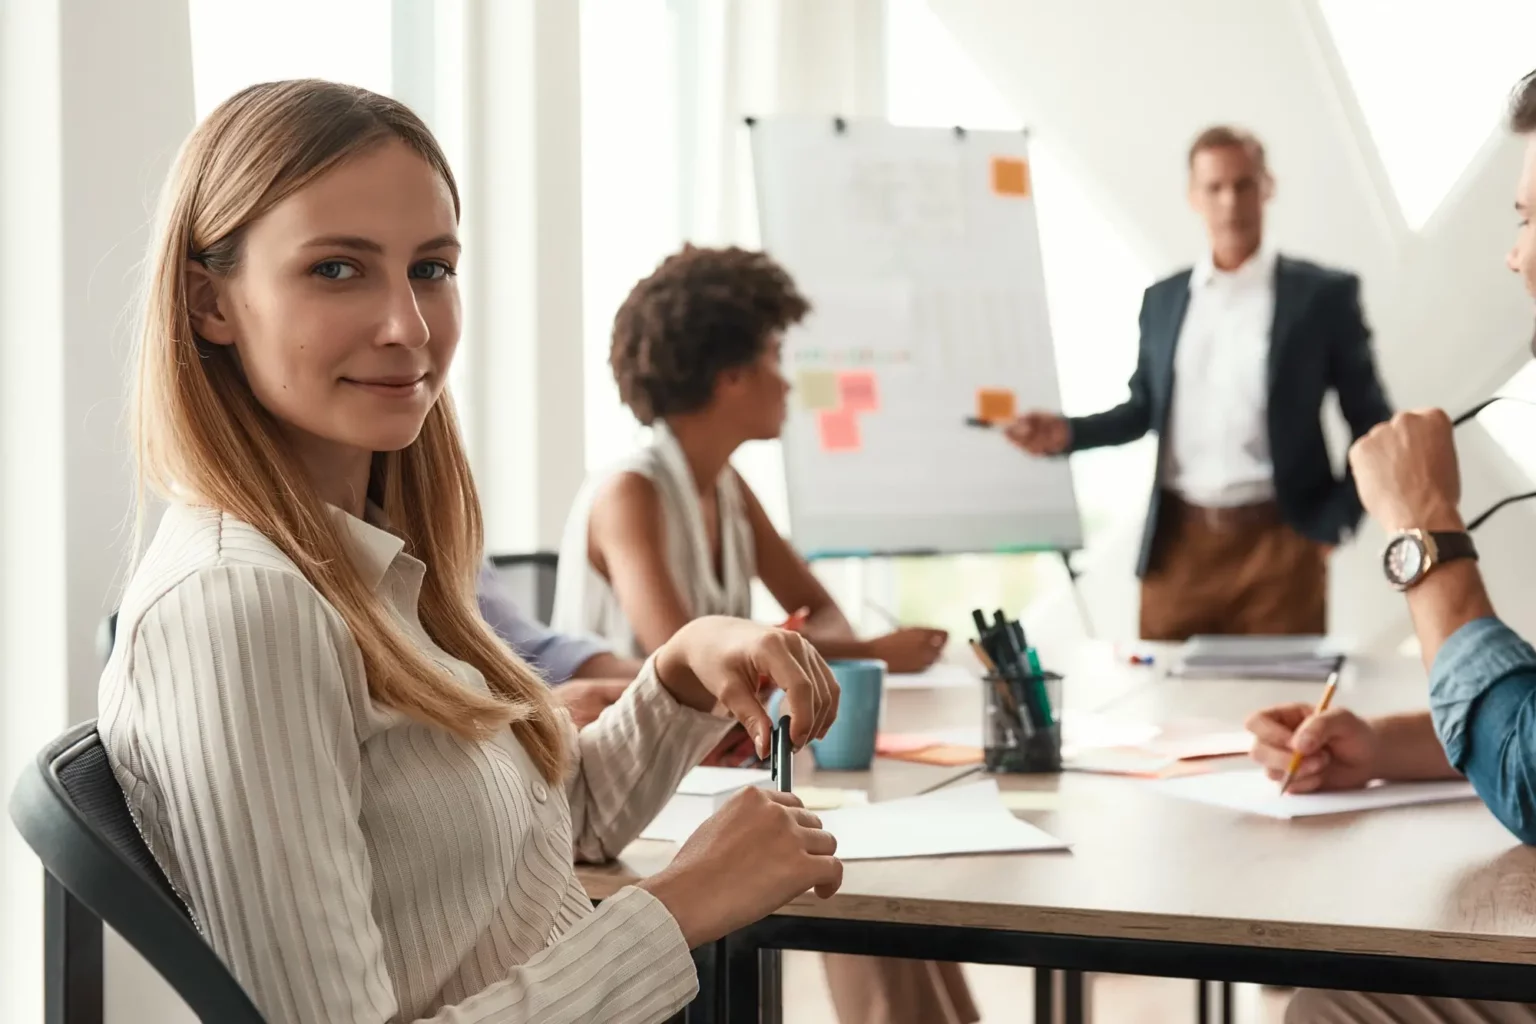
[1430,616,1536,844]
[567,659,734,862]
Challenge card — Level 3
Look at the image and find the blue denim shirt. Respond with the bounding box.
[475,564,609,684]
[1429,616,1536,844]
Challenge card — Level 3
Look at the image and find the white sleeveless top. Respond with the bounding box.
[554,423,756,658]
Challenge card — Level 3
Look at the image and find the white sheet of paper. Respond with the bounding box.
[1152,769,1477,820]
[817,780,1069,860]
[885,663,980,690]
[640,768,773,842]
[673,766,772,796]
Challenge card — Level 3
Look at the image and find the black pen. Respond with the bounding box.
[971,609,990,638]
[771,715,793,792]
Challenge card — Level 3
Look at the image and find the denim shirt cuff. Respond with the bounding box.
[1429,617,1536,769]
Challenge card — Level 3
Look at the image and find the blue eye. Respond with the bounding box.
[411,260,456,281]
[313,260,359,280]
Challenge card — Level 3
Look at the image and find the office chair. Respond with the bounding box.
[9,720,266,1023]
[70,611,702,1023]
[487,551,560,626]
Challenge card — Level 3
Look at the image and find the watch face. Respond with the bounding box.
[1384,534,1426,587]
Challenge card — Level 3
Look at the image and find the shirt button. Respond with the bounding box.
[531,781,549,803]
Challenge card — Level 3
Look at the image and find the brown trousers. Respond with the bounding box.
[1286,989,1536,1023]
[823,955,978,1024]
[1139,494,1327,641]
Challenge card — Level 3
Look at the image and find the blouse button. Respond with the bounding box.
[531,780,549,803]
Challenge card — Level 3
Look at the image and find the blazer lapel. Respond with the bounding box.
[1158,271,1193,401]
[1267,255,1305,388]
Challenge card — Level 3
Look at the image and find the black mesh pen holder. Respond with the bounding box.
[982,669,1063,773]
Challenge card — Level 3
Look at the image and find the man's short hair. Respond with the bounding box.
[1511,69,1536,133]
[1187,125,1269,177]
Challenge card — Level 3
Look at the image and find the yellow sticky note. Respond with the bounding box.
[991,156,1031,198]
[796,369,840,412]
[796,786,869,811]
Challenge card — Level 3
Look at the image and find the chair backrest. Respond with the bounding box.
[488,552,560,627]
[9,721,266,1023]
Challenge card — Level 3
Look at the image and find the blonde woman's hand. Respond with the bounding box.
[654,616,840,759]
[638,786,842,947]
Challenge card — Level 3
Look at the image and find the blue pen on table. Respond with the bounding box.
[771,715,793,793]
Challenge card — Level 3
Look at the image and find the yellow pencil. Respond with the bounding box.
[968,639,998,675]
[1279,667,1341,795]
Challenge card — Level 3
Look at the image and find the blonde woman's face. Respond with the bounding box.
[192,140,461,460]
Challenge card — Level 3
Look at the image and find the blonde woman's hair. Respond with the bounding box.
[133,79,567,781]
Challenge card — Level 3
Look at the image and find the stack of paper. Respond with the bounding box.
[640,767,772,842]
[644,777,1069,860]
[1061,713,1252,777]
[1152,769,1477,819]
[819,781,1068,860]
[1174,635,1345,681]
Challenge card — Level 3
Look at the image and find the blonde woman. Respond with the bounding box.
[100,79,841,1024]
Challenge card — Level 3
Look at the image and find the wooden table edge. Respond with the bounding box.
[580,864,1536,967]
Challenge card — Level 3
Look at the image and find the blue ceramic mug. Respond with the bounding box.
[769,659,886,771]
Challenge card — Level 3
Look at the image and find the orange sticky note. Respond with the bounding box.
[837,370,879,413]
[976,388,1017,423]
[991,156,1031,197]
[818,409,862,452]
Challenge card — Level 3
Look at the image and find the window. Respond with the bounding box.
[188,0,393,119]
[883,0,1153,636]
[1317,0,1536,231]
[579,0,682,473]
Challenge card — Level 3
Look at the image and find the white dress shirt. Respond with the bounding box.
[1161,246,1278,508]
[100,503,732,1024]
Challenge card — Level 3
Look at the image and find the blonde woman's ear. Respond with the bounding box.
[185,260,236,345]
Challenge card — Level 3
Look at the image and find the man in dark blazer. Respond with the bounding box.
[1009,126,1392,640]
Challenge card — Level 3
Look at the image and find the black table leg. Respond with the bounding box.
[725,933,763,1023]
[1063,969,1086,1024]
[1222,980,1234,1024]
[760,949,782,1024]
[1197,979,1211,1024]
[1035,967,1054,1023]
[684,941,723,1023]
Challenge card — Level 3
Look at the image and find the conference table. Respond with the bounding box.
[578,646,1536,1023]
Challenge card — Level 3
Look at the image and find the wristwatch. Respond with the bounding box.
[1382,529,1478,591]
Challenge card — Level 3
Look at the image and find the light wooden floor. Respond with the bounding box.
[782,953,1292,1023]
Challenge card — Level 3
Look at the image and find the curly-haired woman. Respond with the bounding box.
[552,244,974,1024]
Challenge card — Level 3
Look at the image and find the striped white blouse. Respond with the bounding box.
[99,503,732,1023]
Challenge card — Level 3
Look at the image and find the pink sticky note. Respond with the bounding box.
[818,409,862,452]
[838,371,879,413]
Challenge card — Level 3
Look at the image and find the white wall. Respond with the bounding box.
[1,1,197,1021]
[930,0,1536,650]
[461,0,588,555]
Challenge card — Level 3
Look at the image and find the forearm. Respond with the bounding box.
[804,635,876,662]
[569,661,732,860]
[1065,404,1148,452]
[1406,559,1496,674]
[574,652,644,681]
[802,603,856,642]
[1368,711,1460,781]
